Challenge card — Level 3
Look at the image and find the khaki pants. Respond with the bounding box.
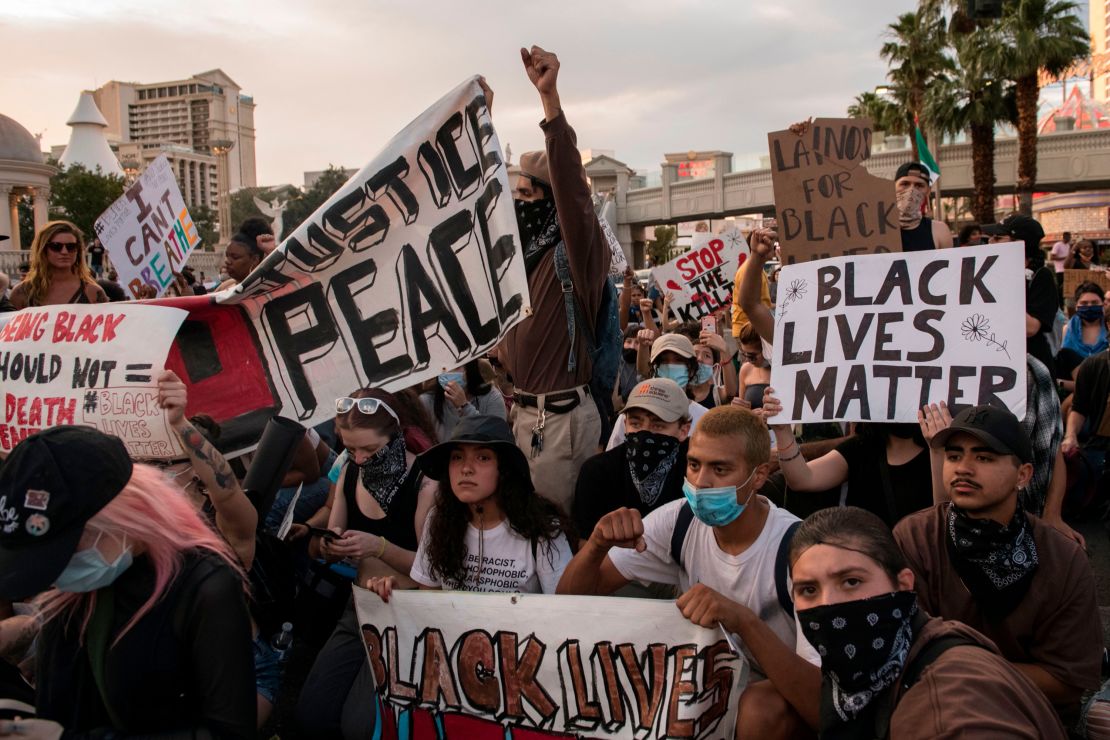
[511,385,600,515]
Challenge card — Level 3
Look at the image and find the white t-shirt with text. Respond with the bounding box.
[411,513,572,594]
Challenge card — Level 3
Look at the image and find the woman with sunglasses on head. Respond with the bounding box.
[296,388,438,737]
[367,415,572,601]
[9,221,108,309]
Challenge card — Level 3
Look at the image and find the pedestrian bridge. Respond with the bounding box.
[595,127,1110,229]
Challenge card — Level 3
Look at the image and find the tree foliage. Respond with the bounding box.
[646,225,678,267]
[48,164,126,240]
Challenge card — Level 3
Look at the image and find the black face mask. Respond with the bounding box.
[946,503,1038,618]
[799,591,919,735]
[624,430,681,507]
[622,348,638,364]
[358,433,409,514]
[514,198,561,273]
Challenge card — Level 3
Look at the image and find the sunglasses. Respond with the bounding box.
[335,397,400,424]
[740,351,761,362]
[46,241,79,253]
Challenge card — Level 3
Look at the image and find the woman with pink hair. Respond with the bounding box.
[0,427,255,738]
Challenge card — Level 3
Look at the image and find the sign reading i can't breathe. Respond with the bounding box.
[768,243,1027,423]
[651,228,749,321]
[0,304,188,457]
[95,154,201,299]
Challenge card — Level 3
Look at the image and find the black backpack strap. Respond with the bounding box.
[670,502,695,568]
[775,520,802,615]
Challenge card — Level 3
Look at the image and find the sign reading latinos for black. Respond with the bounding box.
[769,243,1027,423]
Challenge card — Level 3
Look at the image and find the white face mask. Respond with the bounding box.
[54,530,133,593]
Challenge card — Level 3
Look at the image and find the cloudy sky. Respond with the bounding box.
[3,0,918,186]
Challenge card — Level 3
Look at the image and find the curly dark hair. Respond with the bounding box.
[423,452,572,590]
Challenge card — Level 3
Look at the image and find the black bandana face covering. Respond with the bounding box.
[625,431,680,507]
[947,503,1038,618]
[359,433,409,515]
[515,198,561,273]
[800,590,918,731]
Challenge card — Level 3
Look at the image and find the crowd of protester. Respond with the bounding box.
[1,46,1109,739]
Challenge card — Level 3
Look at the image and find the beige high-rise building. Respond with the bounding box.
[1090,0,1109,101]
[93,69,257,191]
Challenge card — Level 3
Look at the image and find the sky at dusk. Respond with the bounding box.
[2,0,919,187]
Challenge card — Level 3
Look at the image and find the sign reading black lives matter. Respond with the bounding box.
[209,77,528,434]
[769,243,1026,423]
[354,589,746,739]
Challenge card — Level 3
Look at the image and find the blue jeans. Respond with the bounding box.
[264,474,332,534]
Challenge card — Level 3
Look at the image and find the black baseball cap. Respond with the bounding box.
[418,415,533,491]
[930,405,1033,464]
[0,426,133,600]
[895,162,931,184]
[981,214,1046,246]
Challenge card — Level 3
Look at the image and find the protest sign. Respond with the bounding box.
[769,242,1026,423]
[595,194,628,277]
[1063,268,1110,300]
[95,155,201,299]
[767,118,900,265]
[150,77,527,455]
[0,304,187,458]
[651,228,748,321]
[353,589,746,740]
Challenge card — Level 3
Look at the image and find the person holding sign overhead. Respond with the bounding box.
[895,162,953,252]
[9,221,108,309]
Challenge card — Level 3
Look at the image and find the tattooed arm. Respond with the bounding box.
[158,370,258,569]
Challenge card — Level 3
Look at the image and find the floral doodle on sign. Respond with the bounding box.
[961,313,1010,359]
[778,279,808,320]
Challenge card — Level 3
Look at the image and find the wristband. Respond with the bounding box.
[376,536,388,558]
[778,446,803,463]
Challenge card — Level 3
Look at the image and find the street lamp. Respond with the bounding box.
[210,139,235,243]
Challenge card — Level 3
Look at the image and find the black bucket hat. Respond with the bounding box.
[418,416,533,490]
[0,426,133,600]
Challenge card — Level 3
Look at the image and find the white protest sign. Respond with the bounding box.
[203,77,528,437]
[353,589,746,739]
[651,228,748,321]
[0,304,188,458]
[596,194,628,277]
[769,242,1027,423]
[95,154,201,299]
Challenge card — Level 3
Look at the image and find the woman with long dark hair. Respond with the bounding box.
[0,427,254,737]
[369,415,571,599]
[419,360,506,443]
[9,220,108,308]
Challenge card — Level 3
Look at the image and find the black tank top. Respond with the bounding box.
[744,383,769,409]
[901,217,935,252]
[341,461,421,552]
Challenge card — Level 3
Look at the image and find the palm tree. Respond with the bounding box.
[847,91,906,135]
[881,4,954,159]
[998,0,1088,214]
[927,28,1016,223]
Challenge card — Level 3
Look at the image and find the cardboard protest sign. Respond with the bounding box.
[353,589,746,740]
[1063,268,1110,300]
[768,118,900,265]
[651,228,748,321]
[95,155,201,299]
[0,304,187,458]
[148,77,527,455]
[769,243,1026,423]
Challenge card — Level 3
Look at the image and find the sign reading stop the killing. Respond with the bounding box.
[651,228,749,321]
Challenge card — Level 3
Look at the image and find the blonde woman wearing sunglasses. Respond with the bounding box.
[9,220,108,309]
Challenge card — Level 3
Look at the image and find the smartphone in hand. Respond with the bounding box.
[701,315,717,335]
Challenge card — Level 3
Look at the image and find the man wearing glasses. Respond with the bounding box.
[497,46,610,513]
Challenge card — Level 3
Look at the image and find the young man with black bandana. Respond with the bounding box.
[792,506,1064,739]
[498,46,609,514]
[894,405,1101,725]
[573,378,690,537]
[895,162,952,251]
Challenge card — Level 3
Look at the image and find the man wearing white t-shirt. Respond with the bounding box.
[558,405,819,739]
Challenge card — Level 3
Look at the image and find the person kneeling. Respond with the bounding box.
[791,506,1065,738]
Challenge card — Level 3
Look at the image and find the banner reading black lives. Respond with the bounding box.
[152,77,528,454]
[354,589,746,740]
[769,243,1027,423]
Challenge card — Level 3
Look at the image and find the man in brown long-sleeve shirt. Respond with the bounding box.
[499,46,608,513]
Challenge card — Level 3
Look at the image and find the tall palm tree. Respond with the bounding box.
[998,0,1088,214]
[881,4,953,159]
[927,29,1016,223]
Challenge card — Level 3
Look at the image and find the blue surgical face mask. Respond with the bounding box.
[438,371,465,388]
[54,531,134,593]
[682,469,758,527]
[695,362,715,385]
[1077,305,1104,323]
[656,363,690,388]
